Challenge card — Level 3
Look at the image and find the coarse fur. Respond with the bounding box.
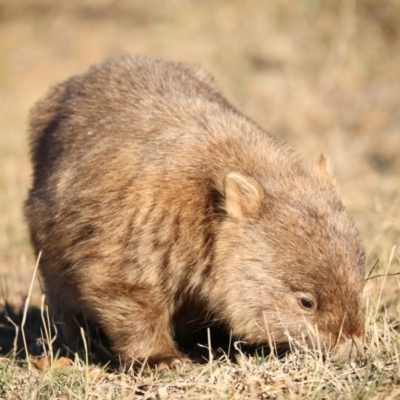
[25,54,366,367]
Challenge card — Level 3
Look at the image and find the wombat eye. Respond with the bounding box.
[295,292,316,311]
[299,297,315,311]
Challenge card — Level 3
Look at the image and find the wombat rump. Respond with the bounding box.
[25,54,366,367]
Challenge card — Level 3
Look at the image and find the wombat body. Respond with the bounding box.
[25,55,366,367]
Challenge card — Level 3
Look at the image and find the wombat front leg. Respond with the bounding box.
[83,283,189,370]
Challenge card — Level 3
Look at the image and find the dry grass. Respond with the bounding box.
[0,0,399,398]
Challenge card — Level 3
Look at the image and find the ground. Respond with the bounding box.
[0,0,399,398]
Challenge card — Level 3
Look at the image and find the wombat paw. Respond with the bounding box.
[155,356,191,373]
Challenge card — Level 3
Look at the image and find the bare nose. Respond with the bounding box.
[330,336,363,363]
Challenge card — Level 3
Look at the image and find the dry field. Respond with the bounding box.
[0,0,399,398]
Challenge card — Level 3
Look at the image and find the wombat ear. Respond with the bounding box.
[224,173,263,220]
[313,153,334,178]
[313,153,338,189]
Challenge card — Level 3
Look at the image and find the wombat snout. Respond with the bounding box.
[330,337,364,363]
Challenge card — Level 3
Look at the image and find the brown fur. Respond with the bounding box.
[25,54,366,367]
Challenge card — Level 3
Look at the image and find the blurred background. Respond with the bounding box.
[0,0,399,310]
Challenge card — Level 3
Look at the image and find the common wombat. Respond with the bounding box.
[25,54,366,368]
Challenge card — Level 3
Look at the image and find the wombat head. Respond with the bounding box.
[208,154,365,362]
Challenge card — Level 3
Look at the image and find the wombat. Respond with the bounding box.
[25,54,366,368]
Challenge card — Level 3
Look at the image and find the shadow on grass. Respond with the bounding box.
[178,325,290,365]
[0,301,287,368]
[0,302,50,359]
[0,301,113,365]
